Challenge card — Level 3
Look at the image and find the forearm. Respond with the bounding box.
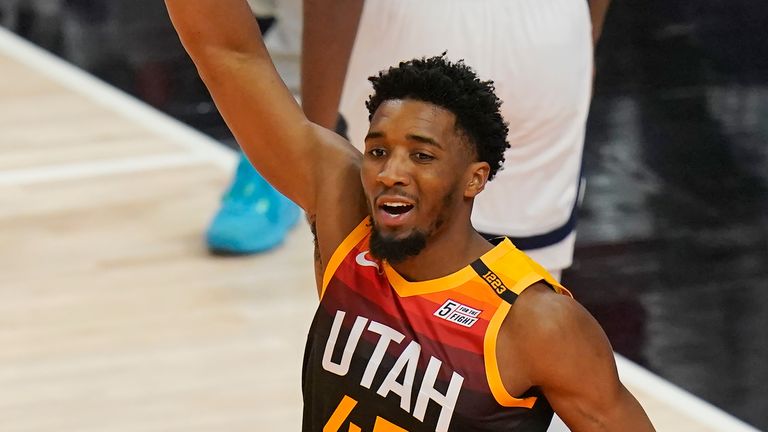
[301,0,364,129]
[610,385,656,432]
[549,384,654,431]
[588,0,611,44]
[165,0,265,58]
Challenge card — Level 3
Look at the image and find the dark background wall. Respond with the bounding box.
[572,1,768,428]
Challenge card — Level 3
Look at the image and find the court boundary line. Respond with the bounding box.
[0,153,210,186]
[0,27,236,171]
[616,354,761,432]
[0,24,761,432]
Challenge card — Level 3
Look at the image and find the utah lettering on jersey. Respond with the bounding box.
[321,310,464,432]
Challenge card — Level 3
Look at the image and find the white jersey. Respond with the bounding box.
[340,0,593,271]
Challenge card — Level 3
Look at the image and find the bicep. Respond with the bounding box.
[168,0,369,287]
[517,292,654,431]
[201,53,369,259]
[536,302,621,429]
[168,0,320,204]
[167,1,320,205]
[197,51,324,209]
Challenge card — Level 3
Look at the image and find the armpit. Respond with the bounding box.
[307,213,323,293]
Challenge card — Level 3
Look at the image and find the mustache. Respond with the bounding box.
[374,188,417,204]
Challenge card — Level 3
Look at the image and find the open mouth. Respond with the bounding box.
[375,197,416,227]
[380,202,414,216]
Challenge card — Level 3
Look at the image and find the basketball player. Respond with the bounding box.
[302,2,608,430]
[165,1,654,430]
[302,0,612,282]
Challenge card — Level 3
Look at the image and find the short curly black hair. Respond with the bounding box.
[366,54,509,180]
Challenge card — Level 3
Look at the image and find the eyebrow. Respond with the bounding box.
[364,131,443,149]
[406,133,443,149]
[364,131,385,141]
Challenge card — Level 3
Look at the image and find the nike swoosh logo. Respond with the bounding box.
[356,251,380,271]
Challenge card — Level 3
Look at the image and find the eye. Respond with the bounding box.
[368,148,386,158]
[413,152,435,162]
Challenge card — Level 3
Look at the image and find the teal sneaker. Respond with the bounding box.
[206,153,301,254]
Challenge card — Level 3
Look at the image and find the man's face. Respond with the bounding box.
[361,99,474,262]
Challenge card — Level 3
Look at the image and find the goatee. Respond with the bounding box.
[369,223,427,264]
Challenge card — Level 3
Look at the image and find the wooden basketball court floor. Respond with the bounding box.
[0,28,760,432]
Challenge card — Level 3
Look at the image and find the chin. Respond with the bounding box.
[375,223,413,238]
[369,222,428,264]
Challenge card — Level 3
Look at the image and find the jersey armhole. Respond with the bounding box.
[320,217,371,298]
[483,269,573,408]
[483,301,539,409]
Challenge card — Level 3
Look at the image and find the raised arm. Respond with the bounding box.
[165,0,356,214]
[503,284,655,431]
[166,1,368,276]
[301,0,364,129]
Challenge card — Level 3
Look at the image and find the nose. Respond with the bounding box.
[376,152,411,188]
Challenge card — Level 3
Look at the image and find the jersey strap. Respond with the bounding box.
[470,259,519,304]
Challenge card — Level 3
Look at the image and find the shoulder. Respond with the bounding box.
[503,283,587,345]
[502,282,613,381]
[509,283,585,328]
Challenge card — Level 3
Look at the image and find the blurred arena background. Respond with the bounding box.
[0,0,766,430]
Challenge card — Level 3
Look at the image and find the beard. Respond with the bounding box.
[367,183,460,264]
[369,224,428,264]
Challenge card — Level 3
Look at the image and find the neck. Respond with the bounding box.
[388,220,492,282]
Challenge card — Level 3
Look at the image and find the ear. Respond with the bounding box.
[464,161,490,198]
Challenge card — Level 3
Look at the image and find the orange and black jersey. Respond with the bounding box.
[303,218,572,432]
